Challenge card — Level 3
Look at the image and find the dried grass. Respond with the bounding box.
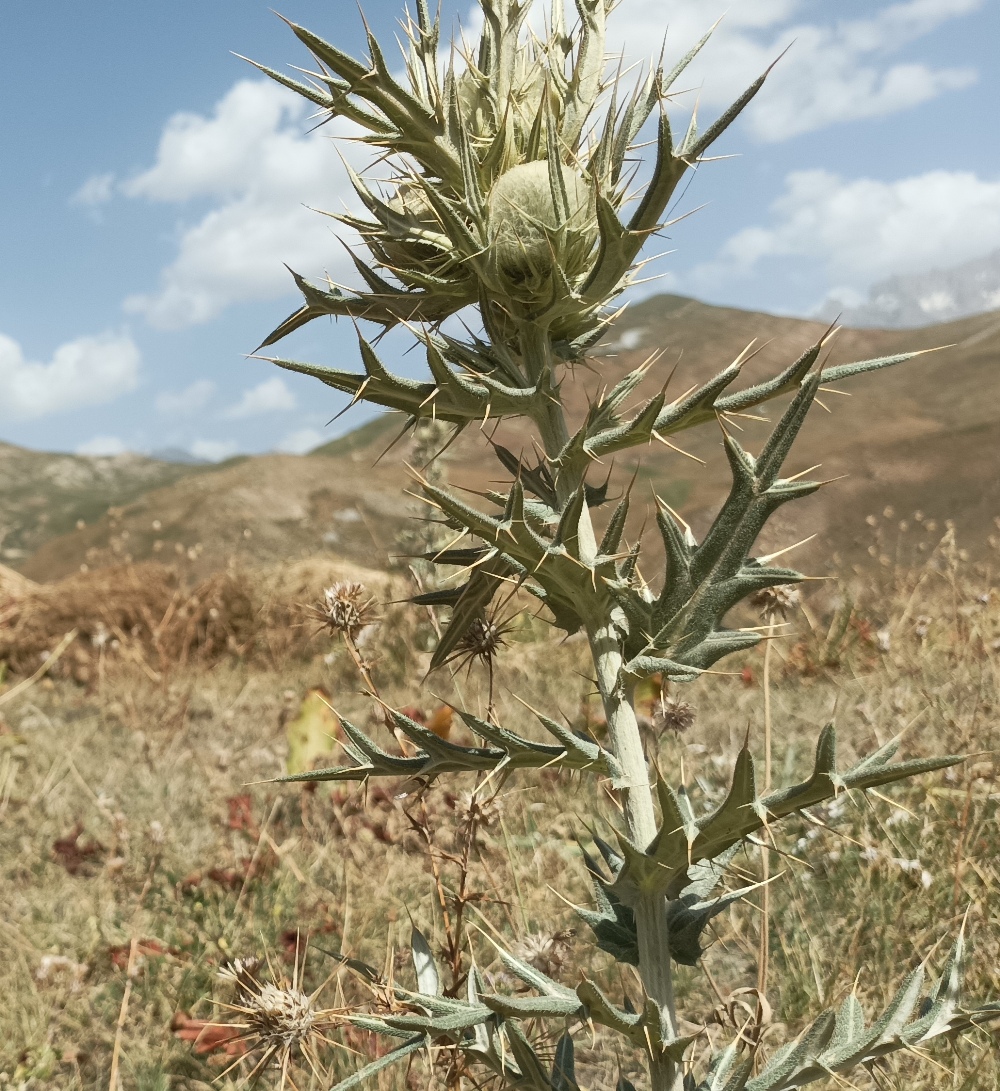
[1,544,999,1088]
[0,558,399,684]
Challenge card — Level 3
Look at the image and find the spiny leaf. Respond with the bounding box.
[551,1033,580,1091]
[411,927,440,997]
[428,552,512,672]
[323,1036,427,1091]
[613,724,964,899]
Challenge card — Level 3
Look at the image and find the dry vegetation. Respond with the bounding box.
[0,526,997,1089]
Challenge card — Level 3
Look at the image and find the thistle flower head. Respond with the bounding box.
[240,981,317,1048]
[751,585,801,621]
[216,952,337,1087]
[513,929,574,976]
[653,697,696,734]
[310,582,378,640]
[487,161,597,299]
[251,0,758,360]
[455,788,505,828]
[449,611,514,672]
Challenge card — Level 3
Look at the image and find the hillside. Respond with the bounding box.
[18,448,412,582]
[0,445,205,565]
[8,294,1000,583]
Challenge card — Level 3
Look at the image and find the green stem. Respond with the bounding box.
[636,893,683,1091]
[588,618,656,844]
[589,617,682,1091]
[528,324,681,1090]
[517,325,574,502]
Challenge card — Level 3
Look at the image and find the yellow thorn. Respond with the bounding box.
[651,431,706,464]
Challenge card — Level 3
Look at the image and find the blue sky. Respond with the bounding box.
[0,0,997,459]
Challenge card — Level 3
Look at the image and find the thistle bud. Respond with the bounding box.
[487,162,596,299]
[377,182,453,282]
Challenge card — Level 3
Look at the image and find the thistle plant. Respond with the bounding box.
[244,2,1000,1088]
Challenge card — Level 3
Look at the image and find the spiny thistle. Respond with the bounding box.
[213,950,339,1088]
[652,696,696,735]
[448,610,514,671]
[308,581,378,640]
[233,2,1000,1089]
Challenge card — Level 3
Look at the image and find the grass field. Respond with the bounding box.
[1,534,998,1089]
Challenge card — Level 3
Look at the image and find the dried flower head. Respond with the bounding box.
[309,582,378,640]
[513,930,574,977]
[217,956,264,996]
[653,697,697,735]
[751,585,801,621]
[455,789,505,829]
[448,612,515,672]
[36,954,88,992]
[213,951,338,1087]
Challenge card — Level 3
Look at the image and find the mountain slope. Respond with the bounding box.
[10,295,1000,583]
[0,445,206,565]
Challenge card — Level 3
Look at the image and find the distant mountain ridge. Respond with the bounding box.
[822,248,1000,328]
[0,445,206,564]
[5,293,1000,584]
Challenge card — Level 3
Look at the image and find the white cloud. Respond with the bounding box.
[0,330,140,421]
[155,379,215,416]
[120,79,362,330]
[72,172,115,206]
[76,435,127,457]
[583,0,981,140]
[110,3,981,330]
[224,376,297,418]
[276,427,325,455]
[699,168,1000,288]
[190,438,239,462]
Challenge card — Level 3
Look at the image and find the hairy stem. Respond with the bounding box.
[532,322,680,1089]
[519,325,574,501]
[636,893,684,1091]
[589,617,681,1089]
[588,618,656,843]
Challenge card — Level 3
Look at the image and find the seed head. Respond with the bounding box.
[751,585,800,621]
[653,697,696,735]
[448,612,514,672]
[310,582,378,640]
[216,954,336,1087]
[513,930,574,977]
[243,981,317,1048]
[455,789,504,829]
[218,956,264,998]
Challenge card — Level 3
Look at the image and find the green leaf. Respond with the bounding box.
[323,1035,426,1091]
[551,1033,580,1091]
[506,1023,556,1091]
[686,64,771,160]
[725,934,1000,1089]
[411,927,440,997]
[314,946,382,984]
[480,993,582,1019]
[428,552,512,672]
[613,724,965,900]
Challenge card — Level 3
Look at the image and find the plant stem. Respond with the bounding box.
[636,893,684,1091]
[757,617,775,1000]
[589,617,683,1091]
[588,618,656,844]
[532,324,681,1089]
